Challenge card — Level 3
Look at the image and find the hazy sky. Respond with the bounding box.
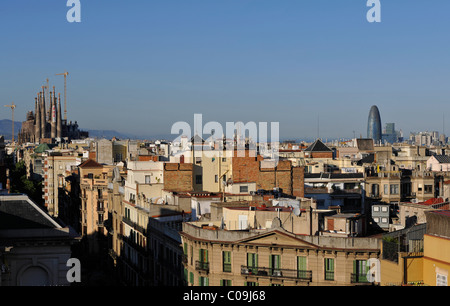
[1,1,450,140]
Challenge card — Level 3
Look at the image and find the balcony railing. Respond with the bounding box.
[240,265,312,281]
[195,261,209,273]
[351,273,370,284]
[324,271,334,281]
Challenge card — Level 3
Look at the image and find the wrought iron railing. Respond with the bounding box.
[195,261,209,272]
[240,265,312,281]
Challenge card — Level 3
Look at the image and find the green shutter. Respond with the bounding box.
[199,249,208,262]
[223,251,231,264]
[247,253,258,268]
[297,256,306,270]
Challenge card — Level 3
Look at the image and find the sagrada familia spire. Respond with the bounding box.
[18,83,87,144]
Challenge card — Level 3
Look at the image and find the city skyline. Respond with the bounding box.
[1,1,450,140]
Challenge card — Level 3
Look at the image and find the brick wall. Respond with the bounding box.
[292,166,304,198]
[163,163,193,192]
[311,152,333,159]
[231,151,304,197]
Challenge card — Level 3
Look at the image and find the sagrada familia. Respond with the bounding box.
[18,85,88,144]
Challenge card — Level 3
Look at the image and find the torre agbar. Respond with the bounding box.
[18,85,87,144]
[367,105,382,143]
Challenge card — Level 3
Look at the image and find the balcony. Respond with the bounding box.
[240,265,312,281]
[324,271,334,281]
[195,261,209,273]
[305,187,328,194]
[351,273,371,284]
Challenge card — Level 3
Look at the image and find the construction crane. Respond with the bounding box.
[55,71,69,121]
[4,102,16,143]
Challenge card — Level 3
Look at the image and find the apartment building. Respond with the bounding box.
[79,159,113,253]
[113,161,192,285]
[180,222,380,286]
[42,152,81,217]
[423,210,450,286]
[304,172,365,212]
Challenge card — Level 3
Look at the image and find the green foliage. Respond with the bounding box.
[9,160,43,205]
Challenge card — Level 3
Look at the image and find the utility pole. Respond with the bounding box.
[56,71,69,121]
[4,102,16,143]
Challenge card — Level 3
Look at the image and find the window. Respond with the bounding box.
[189,272,194,285]
[196,175,202,184]
[390,184,399,195]
[269,255,281,276]
[215,175,218,183]
[247,253,258,271]
[223,251,231,272]
[424,185,433,194]
[297,256,308,279]
[199,249,208,263]
[353,260,368,283]
[240,185,249,193]
[324,258,334,280]
[245,281,259,286]
[373,206,380,212]
[199,276,209,286]
[222,158,226,162]
[384,184,389,195]
[374,217,380,223]
[381,206,388,212]
[145,175,151,184]
[220,279,232,286]
[381,218,388,223]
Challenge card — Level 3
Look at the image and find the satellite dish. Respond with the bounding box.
[293,207,301,217]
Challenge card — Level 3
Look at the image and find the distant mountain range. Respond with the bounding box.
[0,119,17,140]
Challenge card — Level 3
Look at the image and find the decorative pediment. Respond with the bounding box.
[238,230,318,249]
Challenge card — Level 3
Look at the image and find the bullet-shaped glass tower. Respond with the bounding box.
[367,105,382,142]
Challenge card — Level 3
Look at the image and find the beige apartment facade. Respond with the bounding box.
[43,153,81,217]
[79,159,113,253]
[181,222,380,286]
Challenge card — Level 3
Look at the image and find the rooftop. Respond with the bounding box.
[432,155,450,164]
[0,194,61,230]
[304,139,332,153]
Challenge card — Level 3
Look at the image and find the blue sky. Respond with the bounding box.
[1,0,450,140]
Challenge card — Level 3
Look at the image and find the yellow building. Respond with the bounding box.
[423,210,450,286]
